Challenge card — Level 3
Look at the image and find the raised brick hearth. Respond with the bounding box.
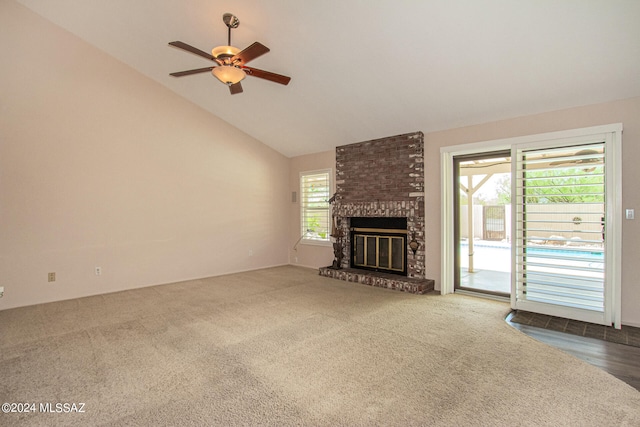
[319,267,434,294]
[321,131,432,293]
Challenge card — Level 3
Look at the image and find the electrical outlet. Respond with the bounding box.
[248,250,253,257]
[48,272,56,282]
[0,286,4,298]
[95,267,102,276]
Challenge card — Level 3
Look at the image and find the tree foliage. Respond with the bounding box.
[495,167,604,204]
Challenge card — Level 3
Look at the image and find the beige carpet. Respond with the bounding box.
[1,266,639,426]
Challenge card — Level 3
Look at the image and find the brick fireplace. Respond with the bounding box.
[319,131,434,294]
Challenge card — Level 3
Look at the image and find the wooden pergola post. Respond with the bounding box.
[460,174,493,273]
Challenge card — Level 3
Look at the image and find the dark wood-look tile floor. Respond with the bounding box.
[506,313,640,391]
[510,310,640,347]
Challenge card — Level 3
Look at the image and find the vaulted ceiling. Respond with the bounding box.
[16,1,640,157]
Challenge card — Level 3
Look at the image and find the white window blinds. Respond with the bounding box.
[514,142,608,324]
[300,170,331,242]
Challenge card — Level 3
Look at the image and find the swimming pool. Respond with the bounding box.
[460,241,603,257]
[459,241,604,273]
[523,246,604,260]
[459,241,605,302]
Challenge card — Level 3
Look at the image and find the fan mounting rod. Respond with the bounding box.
[222,13,239,45]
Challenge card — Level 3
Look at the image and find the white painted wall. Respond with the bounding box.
[0,1,290,310]
[288,151,335,269]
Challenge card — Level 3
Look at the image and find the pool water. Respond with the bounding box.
[525,246,603,260]
[459,241,604,273]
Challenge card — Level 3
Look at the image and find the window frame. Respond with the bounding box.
[299,168,332,247]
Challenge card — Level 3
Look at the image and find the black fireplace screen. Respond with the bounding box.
[349,217,408,276]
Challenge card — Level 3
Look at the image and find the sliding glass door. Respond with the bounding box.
[441,124,622,328]
[454,152,511,296]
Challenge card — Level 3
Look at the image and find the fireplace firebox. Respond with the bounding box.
[350,217,408,276]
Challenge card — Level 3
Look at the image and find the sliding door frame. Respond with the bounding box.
[453,150,511,297]
[440,123,622,327]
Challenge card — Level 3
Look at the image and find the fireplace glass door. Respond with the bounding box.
[353,234,405,273]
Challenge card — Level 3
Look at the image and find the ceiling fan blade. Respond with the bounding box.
[232,42,270,65]
[169,41,219,63]
[229,82,243,95]
[170,66,215,77]
[243,66,291,85]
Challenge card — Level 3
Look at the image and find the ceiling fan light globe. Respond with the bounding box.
[212,65,246,85]
[211,45,240,59]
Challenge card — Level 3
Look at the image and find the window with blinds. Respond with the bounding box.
[514,142,607,322]
[300,170,331,243]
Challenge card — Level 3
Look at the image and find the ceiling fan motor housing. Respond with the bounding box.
[211,45,240,60]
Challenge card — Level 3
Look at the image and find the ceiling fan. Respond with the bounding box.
[168,13,291,95]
